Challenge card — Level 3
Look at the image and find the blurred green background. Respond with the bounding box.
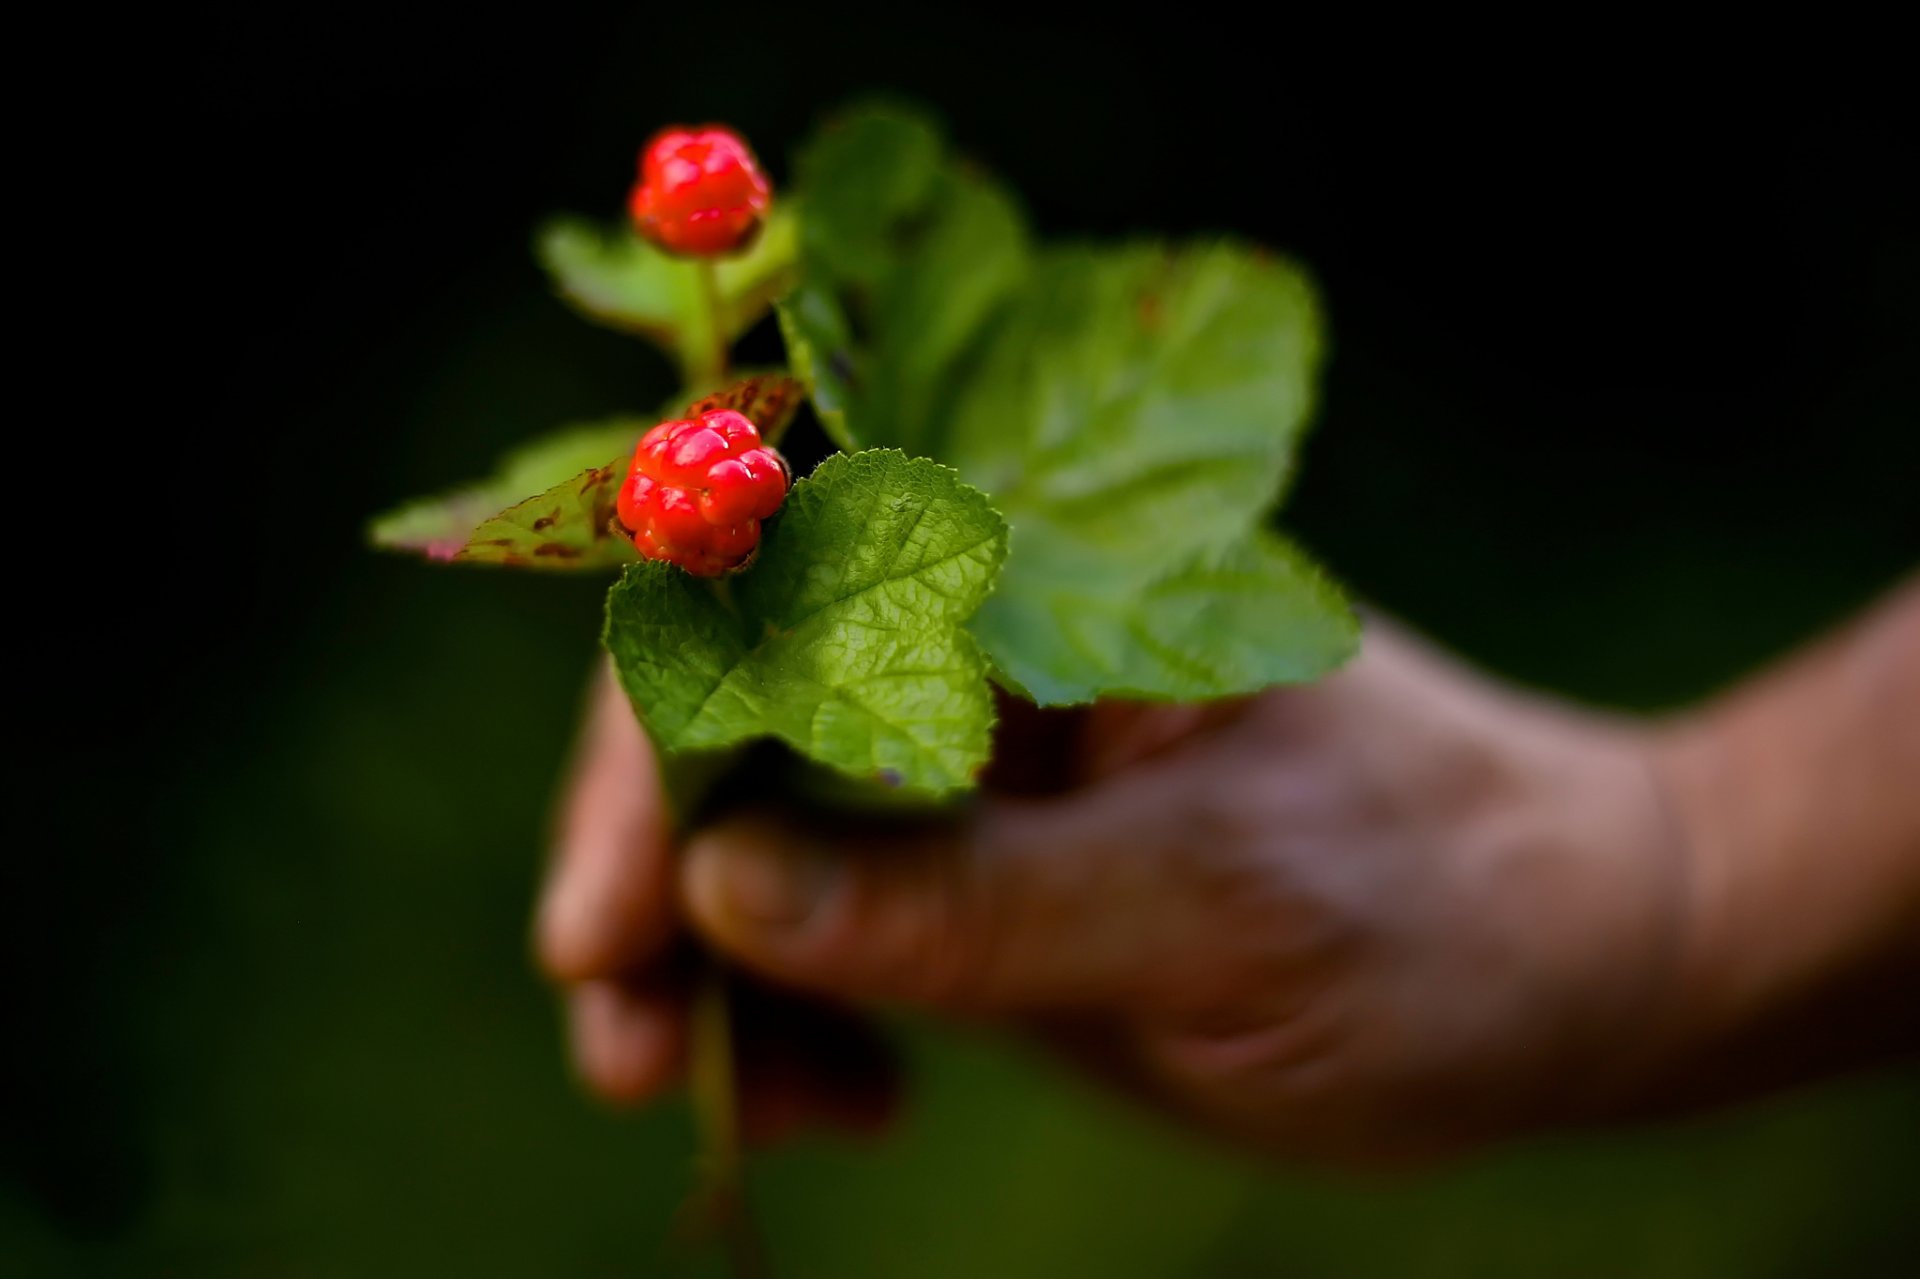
[13,12,1916,1276]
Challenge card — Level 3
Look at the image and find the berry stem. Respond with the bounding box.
[691,258,730,390]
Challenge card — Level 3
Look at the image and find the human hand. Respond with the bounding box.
[536,620,1701,1164]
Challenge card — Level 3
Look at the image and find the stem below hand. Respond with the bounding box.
[664,687,759,1271]
[689,959,765,1277]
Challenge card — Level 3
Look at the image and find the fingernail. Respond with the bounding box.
[716,840,837,930]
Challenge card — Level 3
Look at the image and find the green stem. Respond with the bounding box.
[689,959,766,1278]
[688,258,730,391]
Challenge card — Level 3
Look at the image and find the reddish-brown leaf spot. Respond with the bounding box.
[687,374,806,444]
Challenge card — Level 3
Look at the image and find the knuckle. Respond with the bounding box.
[902,838,993,1007]
[854,828,997,1009]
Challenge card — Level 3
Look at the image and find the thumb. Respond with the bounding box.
[678,793,1162,1014]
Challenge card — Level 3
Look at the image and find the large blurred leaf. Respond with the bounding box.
[861,168,1029,453]
[536,206,799,380]
[972,531,1357,704]
[938,243,1350,703]
[787,102,1031,453]
[604,450,1008,794]
[793,102,945,293]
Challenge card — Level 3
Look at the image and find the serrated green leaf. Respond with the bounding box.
[370,417,647,563]
[935,242,1344,703]
[604,450,1008,794]
[536,206,799,380]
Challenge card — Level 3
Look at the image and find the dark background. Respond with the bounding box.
[13,8,1917,1275]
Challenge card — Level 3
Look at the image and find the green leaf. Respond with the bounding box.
[859,167,1030,453]
[604,450,1008,794]
[785,103,1031,453]
[456,461,634,570]
[936,242,1345,703]
[370,417,647,565]
[536,206,799,379]
[774,284,861,451]
[973,530,1358,704]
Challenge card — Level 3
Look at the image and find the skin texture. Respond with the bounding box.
[536,583,1920,1163]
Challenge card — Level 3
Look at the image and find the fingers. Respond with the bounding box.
[537,664,677,982]
[569,974,685,1104]
[568,965,898,1144]
[679,782,1185,1014]
[543,666,900,1143]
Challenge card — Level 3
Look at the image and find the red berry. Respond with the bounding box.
[627,126,772,258]
[618,409,789,575]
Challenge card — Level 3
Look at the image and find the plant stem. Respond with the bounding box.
[690,258,730,391]
[689,959,766,1278]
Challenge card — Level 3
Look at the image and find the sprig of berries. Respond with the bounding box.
[618,409,789,576]
[628,126,772,258]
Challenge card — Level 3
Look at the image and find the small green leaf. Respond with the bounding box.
[536,206,799,378]
[604,450,1008,794]
[370,417,647,564]
[457,461,634,570]
[774,284,861,451]
[935,242,1340,703]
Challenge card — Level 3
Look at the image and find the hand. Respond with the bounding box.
[536,620,1695,1164]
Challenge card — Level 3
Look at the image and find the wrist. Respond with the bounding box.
[1644,713,1765,1065]
[1636,615,1920,1111]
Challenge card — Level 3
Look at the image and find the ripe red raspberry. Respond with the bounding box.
[627,126,772,258]
[618,410,789,576]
